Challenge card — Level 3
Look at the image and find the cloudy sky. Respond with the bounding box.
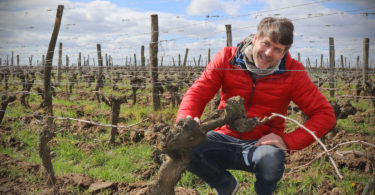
[0,0,374,67]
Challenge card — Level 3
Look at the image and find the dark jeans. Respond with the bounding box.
[188,131,285,195]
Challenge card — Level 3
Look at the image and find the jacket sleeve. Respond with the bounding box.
[281,63,336,150]
[176,48,230,122]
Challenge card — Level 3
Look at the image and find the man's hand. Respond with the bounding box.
[255,133,287,150]
[186,115,200,124]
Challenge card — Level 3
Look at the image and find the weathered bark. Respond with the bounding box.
[2,68,10,95]
[141,45,145,69]
[149,14,161,110]
[95,44,104,103]
[329,37,335,97]
[320,54,323,68]
[68,72,78,94]
[225,24,232,47]
[162,76,181,107]
[134,53,137,67]
[208,48,211,64]
[39,4,64,187]
[28,55,33,67]
[182,48,188,67]
[112,72,122,90]
[102,95,128,144]
[57,42,62,85]
[78,52,82,78]
[0,94,16,124]
[39,126,56,186]
[140,96,265,195]
[130,74,145,105]
[20,72,35,108]
[11,51,14,66]
[65,54,69,72]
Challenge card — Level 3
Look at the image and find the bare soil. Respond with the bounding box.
[1,105,374,194]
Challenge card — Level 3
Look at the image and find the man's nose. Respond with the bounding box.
[264,48,272,56]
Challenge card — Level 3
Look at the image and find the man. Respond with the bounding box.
[176,17,336,195]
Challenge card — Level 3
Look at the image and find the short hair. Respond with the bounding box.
[257,17,294,50]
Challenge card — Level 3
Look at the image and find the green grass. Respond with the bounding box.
[48,131,154,182]
[1,71,374,194]
[337,112,375,136]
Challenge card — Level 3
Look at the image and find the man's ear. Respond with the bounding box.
[252,34,258,43]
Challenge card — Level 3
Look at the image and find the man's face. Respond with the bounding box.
[251,34,287,69]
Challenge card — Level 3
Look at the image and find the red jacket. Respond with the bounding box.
[176,46,336,150]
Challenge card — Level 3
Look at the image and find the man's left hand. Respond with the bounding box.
[255,133,287,150]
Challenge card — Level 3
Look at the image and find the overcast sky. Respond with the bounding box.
[0,0,374,67]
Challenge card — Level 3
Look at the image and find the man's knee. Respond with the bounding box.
[252,145,285,182]
[206,130,224,141]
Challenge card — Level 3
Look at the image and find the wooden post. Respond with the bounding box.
[78,52,82,76]
[198,54,201,66]
[208,48,211,64]
[178,54,181,66]
[320,54,323,68]
[141,45,146,75]
[329,37,335,98]
[141,45,145,68]
[110,55,113,67]
[363,38,369,88]
[11,51,14,66]
[340,55,344,70]
[225,24,232,46]
[65,55,69,70]
[356,56,360,70]
[97,44,103,77]
[42,55,45,66]
[298,52,301,62]
[40,4,64,187]
[150,14,161,110]
[105,53,108,67]
[134,53,137,67]
[29,56,33,66]
[17,55,19,66]
[183,48,189,67]
[125,56,128,66]
[95,44,104,103]
[57,42,62,85]
[307,57,310,68]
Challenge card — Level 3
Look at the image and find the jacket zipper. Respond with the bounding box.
[247,76,257,110]
[239,75,257,140]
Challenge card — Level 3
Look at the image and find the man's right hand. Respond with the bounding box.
[186,115,200,124]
